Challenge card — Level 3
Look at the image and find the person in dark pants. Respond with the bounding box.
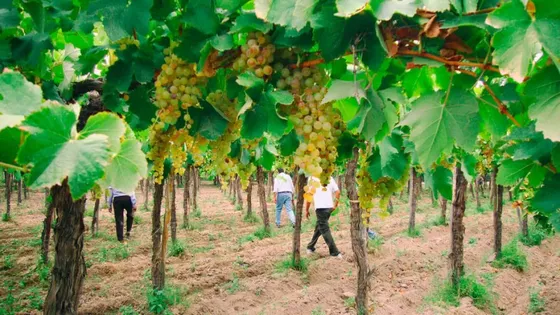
[108,187,137,243]
[305,176,342,259]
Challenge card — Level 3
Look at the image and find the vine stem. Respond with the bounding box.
[396,49,500,73]
[456,69,521,128]
[0,162,26,172]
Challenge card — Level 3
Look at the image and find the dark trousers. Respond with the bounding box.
[307,208,340,256]
[113,196,133,241]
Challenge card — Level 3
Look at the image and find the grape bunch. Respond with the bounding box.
[276,65,344,185]
[232,32,275,78]
[357,150,410,224]
[236,163,256,189]
[206,90,241,180]
[147,127,173,183]
[115,37,140,50]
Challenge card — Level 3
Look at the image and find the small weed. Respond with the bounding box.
[430,216,447,227]
[441,250,448,257]
[26,287,43,310]
[344,296,356,308]
[84,208,94,217]
[119,305,139,315]
[239,226,273,244]
[3,255,14,270]
[476,205,491,214]
[147,286,185,314]
[235,204,243,211]
[519,224,551,247]
[275,255,309,273]
[2,213,11,222]
[36,258,51,283]
[192,208,202,218]
[243,213,260,224]
[311,306,326,315]
[224,273,242,294]
[208,234,216,241]
[492,240,528,272]
[425,274,496,311]
[528,286,545,314]
[469,237,477,245]
[133,215,143,224]
[396,249,406,257]
[407,227,422,238]
[168,241,186,257]
[95,244,130,262]
[0,285,16,313]
[27,238,42,247]
[367,236,384,253]
[190,244,214,254]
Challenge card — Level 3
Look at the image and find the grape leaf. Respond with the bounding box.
[531,173,560,214]
[183,0,220,35]
[402,67,438,98]
[478,97,511,142]
[256,0,318,31]
[99,139,148,192]
[0,72,44,130]
[486,0,560,82]
[215,0,249,15]
[10,33,53,69]
[496,159,534,186]
[322,80,365,104]
[450,0,478,13]
[311,4,351,61]
[367,131,408,181]
[0,127,23,165]
[241,89,288,139]
[333,98,360,122]
[335,0,368,17]
[92,0,152,41]
[401,88,479,169]
[210,34,234,51]
[17,105,112,199]
[509,137,554,161]
[370,0,418,20]
[425,166,452,200]
[127,85,157,130]
[526,164,547,187]
[550,212,560,233]
[461,152,478,183]
[348,89,386,142]
[0,7,20,30]
[231,12,273,33]
[105,60,133,93]
[524,66,560,142]
[279,130,300,156]
[78,112,126,152]
[422,0,450,11]
[552,144,560,170]
[188,99,229,141]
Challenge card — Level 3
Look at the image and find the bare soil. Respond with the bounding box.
[0,182,559,315]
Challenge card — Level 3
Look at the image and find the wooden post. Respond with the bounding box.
[450,165,467,288]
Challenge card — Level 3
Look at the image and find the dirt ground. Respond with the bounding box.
[0,181,559,315]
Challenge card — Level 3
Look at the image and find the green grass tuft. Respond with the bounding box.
[243,212,260,224]
[119,305,139,315]
[344,296,356,308]
[94,244,131,262]
[519,223,551,247]
[528,286,545,314]
[147,286,187,314]
[3,254,14,270]
[407,227,422,238]
[84,208,94,217]
[275,255,309,273]
[492,240,528,272]
[2,213,11,222]
[224,273,242,294]
[426,274,496,311]
[168,241,186,257]
[367,236,384,253]
[133,215,143,224]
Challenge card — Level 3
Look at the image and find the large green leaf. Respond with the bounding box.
[322,80,365,104]
[370,0,418,20]
[552,144,560,170]
[255,0,318,31]
[17,105,112,199]
[99,139,148,192]
[367,131,408,181]
[461,152,478,183]
[183,0,220,35]
[348,89,385,142]
[231,12,273,33]
[0,72,44,130]
[478,97,512,142]
[401,88,479,168]
[425,166,452,200]
[0,127,23,165]
[127,85,157,130]
[279,130,300,156]
[91,0,152,41]
[78,113,126,152]
[11,33,53,69]
[311,4,351,61]
[496,159,534,186]
[241,89,289,139]
[0,7,20,30]
[524,66,560,142]
[531,174,560,214]
[335,0,368,17]
[188,99,229,140]
[486,0,560,82]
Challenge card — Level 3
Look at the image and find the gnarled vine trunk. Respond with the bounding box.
[91,198,100,236]
[41,188,55,264]
[408,168,417,233]
[183,166,191,228]
[450,165,467,288]
[474,178,481,208]
[346,148,370,314]
[170,174,177,243]
[292,173,305,267]
[494,184,503,258]
[256,166,270,231]
[17,177,22,205]
[439,196,447,223]
[246,180,253,217]
[43,181,87,315]
[4,171,11,219]
[267,171,273,200]
[151,182,165,290]
[236,175,243,209]
[192,167,198,212]
[144,177,150,211]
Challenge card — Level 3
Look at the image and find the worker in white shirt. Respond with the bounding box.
[273,168,296,228]
[305,176,342,258]
[107,187,137,243]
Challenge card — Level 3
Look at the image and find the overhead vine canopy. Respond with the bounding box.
[0,0,558,228]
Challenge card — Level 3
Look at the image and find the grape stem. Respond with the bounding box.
[396,49,500,73]
[0,162,26,172]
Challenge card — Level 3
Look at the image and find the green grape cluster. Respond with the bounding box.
[115,37,140,50]
[357,151,410,223]
[232,32,275,77]
[147,128,173,183]
[206,90,241,179]
[276,65,344,184]
[236,163,256,189]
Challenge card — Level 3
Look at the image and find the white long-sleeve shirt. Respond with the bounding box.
[273,172,294,193]
[107,187,137,207]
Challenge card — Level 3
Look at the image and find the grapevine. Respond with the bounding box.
[232,32,275,78]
